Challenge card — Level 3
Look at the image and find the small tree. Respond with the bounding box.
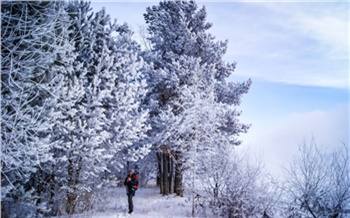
[196,148,281,218]
[283,137,350,218]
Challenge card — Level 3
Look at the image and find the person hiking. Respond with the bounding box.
[124,169,137,213]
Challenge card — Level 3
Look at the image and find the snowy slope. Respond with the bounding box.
[57,187,192,218]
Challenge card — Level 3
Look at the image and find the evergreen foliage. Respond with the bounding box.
[142,0,251,198]
[1,1,150,216]
[4,1,345,218]
[1,1,74,216]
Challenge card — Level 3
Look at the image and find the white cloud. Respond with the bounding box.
[267,69,349,89]
[204,2,349,89]
[240,103,349,175]
[281,3,348,59]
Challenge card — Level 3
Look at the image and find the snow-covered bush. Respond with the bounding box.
[194,149,281,218]
[282,138,350,218]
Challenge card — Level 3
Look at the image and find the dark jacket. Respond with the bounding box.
[124,175,136,196]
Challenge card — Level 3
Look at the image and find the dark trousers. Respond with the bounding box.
[128,194,133,212]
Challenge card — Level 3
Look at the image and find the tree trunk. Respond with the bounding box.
[174,150,183,197]
[169,154,174,194]
[66,151,76,214]
[156,152,161,187]
[158,152,163,194]
[66,150,83,215]
[35,168,44,205]
[163,152,170,195]
[49,171,56,215]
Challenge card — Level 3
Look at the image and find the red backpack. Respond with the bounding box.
[127,162,139,190]
[132,173,139,190]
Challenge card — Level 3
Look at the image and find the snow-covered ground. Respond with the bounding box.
[57,186,192,218]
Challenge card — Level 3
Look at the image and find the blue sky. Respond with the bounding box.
[91,1,349,175]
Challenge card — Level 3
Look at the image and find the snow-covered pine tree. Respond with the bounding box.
[51,2,151,214]
[162,56,226,215]
[83,4,151,194]
[1,1,75,216]
[142,0,251,196]
[44,1,93,215]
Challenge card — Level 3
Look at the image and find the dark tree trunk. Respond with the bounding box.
[162,152,170,195]
[36,168,44,205]
[49,171,56,215]
[66,151,76,214]
[156,152,161,187]
[158,152,163,194]
[174,150,183,197]
[168,154,174,194]
[66,151,83,214]
[157,150,175,195]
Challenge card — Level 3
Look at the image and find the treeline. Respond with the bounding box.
[1,1,349,218]
[1,1,150,216]
[1,1,249,216]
